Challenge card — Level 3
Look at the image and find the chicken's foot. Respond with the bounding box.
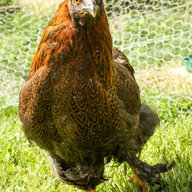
[129,159,175,192]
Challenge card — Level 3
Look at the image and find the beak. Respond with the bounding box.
[84,0,98,18]
[88,5,98,18]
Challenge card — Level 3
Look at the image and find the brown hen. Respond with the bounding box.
[19,0,174,191]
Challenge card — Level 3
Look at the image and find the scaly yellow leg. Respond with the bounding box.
[129,167,148,192]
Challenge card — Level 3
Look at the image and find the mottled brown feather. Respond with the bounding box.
[19,0,173,191]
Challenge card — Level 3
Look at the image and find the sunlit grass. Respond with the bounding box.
[0,1,192,191]
[0,74,191,191]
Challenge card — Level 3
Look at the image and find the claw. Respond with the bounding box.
[129,169,148,192]
[129,160,175,191]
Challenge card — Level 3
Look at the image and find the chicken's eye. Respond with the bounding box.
[74,0,79,4]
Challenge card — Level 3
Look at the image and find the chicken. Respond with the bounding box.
[18,0,174,191]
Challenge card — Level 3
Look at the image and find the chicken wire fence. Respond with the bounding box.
[0,0,192,110]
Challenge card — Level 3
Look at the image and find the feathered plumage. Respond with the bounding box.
[19,0,174,191]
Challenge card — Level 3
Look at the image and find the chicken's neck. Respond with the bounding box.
[71,18,113,85]
[29,1,113,86]
[57,2,113,86]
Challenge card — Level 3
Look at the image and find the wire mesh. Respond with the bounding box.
[0,0,192,110]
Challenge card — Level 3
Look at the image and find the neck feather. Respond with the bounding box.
[29,0,113,85]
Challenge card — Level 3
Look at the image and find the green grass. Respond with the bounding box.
[0,11,51,109]
[1,5,192,109]
[0,11,51,79]
[0,2,192,191]
[0,0,15,6]
[110,5,192,68]
[0,81,192,191]
[1,3,192,77]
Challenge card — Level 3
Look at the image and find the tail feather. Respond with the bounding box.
[139,104,159,145]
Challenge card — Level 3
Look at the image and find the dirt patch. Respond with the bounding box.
[136,66,192,82]
[135,66,192,93]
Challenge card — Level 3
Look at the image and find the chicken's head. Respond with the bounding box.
[68,0,103,26]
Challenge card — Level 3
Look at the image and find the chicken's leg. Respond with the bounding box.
[129,167,148,192]
[129,158,175,191]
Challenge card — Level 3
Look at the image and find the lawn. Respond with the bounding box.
[0,1,192,191]
[0,72,192,191]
